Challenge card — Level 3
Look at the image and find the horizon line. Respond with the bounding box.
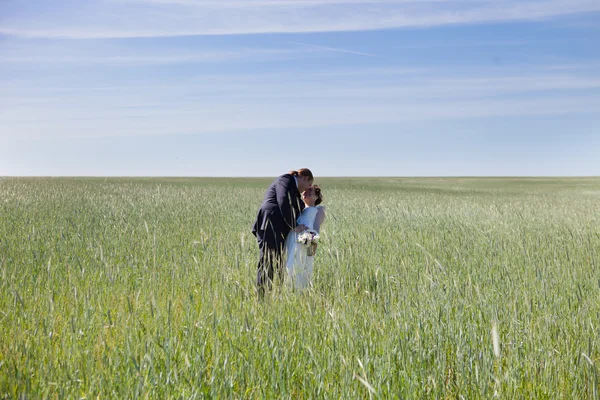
[1,175,599,179]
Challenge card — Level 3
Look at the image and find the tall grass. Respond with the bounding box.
[1,177,599,398]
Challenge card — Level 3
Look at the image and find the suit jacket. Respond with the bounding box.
[252,174,305,239]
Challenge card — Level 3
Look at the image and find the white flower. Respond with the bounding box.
[297,229,320,246]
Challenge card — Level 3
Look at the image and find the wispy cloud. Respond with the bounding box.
[2,94,598,141]
[2,0,600,39]
[286,41,377,57]
[2,64,599,140]
[541,62,600,71]
[4,63,599,97]
[133,0,453,5]
[0,47,316,66]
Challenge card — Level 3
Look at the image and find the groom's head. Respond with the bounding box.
[290,168,313,192]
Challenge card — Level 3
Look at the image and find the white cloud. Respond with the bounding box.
[1,0,600,38]
[286,41,377,57]
[5,65,598,100]
[2,67,599,140]
[2,94,598,141]
[0,48,316,66]
[0,39,373,67]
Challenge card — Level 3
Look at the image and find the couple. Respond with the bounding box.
[252,168,326,297]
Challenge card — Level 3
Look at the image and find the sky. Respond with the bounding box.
[1,0,599,177]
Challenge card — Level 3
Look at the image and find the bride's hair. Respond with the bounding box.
[313,185,323,205]
[289,168,313,182]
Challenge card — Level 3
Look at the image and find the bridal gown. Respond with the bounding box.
[284,205,323,290]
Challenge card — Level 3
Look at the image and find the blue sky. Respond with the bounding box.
[1,0,599,176]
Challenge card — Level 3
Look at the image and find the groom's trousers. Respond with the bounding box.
[255,224,287,298]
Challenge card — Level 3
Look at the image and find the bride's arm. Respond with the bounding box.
[313,207,326,233]
[294,212,308,232]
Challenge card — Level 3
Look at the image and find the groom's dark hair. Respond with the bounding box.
[289,168,314,182]
[313,185,323,206]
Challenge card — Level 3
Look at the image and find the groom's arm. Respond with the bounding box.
[275,175,299,230]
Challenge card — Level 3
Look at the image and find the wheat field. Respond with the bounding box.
[1,177,599,398]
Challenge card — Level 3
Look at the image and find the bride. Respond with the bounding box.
[284,185,326,290]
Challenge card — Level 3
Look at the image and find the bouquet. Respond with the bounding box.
[297,229,320,256]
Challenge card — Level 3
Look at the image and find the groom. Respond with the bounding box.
[252,168,314,298]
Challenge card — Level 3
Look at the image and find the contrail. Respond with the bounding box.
[286,41,377,57]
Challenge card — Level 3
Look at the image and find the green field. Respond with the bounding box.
[1,177,599,398]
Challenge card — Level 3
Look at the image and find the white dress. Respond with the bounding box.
[284,206,323,290]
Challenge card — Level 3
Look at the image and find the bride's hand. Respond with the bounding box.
[295,224,308,232]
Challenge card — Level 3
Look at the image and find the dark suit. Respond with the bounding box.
[252,174,305,296]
